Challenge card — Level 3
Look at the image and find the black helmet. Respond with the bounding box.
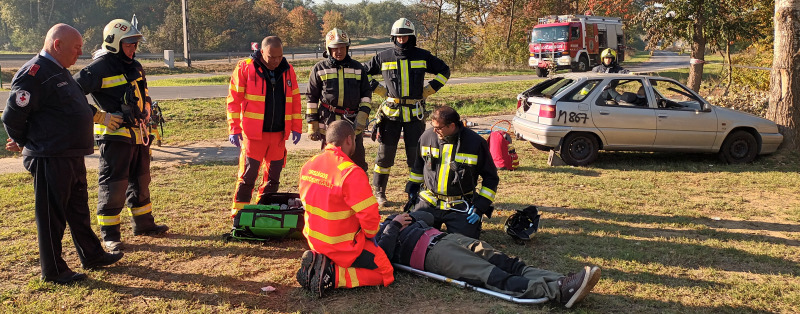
[504,206,541,241]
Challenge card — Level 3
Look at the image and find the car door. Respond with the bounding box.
[650,79,718,150]
[589,78,657,149]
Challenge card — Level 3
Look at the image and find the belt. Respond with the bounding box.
[410,228,443,270]
[321,102,356,115]
[387,97,421,105]
[432,191,472,202]
[427,233,446,251]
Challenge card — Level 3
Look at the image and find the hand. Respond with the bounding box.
[5,138,21,152]
[422,84,436,99]
[392,213,413,227]
[229,134,242,148]
[143,103,152,124]
[93,111,123,132]
[292,131,301,145]
[374,84,388,98]
[355,111,369,134]
[466,206,481,224]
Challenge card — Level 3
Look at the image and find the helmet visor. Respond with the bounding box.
[121,36,142,44]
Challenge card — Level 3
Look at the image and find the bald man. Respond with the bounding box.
[2,23,124,285]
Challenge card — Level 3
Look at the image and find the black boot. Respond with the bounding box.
[132,213,169,236]
[372,173,389,206]
[100,224,124,252]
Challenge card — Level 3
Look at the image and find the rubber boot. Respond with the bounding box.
[132,212,169,236]
[100,224,124,252]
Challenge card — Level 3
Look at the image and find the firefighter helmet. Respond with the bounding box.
[102,19,143,53]
[601,48,617,63]
[504,206,541,241]
[325,28,350,48]
[391,18,416,37]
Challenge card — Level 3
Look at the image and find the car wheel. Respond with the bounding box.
[529,141,552,151]
[574,55,589,72]
[535,67,549,77]
[718,130,758,164]
[559,133,599,166]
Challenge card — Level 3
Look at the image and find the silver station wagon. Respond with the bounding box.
[512,73,783,166]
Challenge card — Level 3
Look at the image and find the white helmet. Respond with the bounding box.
[325,28,350,48]
[391,18,416,37]
[102,19,144,53]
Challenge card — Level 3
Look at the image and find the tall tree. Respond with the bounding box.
[280,6,319,47]
[768,0,800,150]
[321,10,347,36]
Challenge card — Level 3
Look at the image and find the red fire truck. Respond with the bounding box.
[529,14,625,77]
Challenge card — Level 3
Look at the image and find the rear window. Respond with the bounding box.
[521,78,575,99]
[561,80,602,102]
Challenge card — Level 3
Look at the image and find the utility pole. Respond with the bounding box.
[181,0,191,67]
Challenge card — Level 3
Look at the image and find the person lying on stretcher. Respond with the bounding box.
[375,211,602,309]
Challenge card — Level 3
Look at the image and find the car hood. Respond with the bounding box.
[712,105,780,133]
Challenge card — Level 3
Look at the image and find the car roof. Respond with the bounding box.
[554,72,671,81]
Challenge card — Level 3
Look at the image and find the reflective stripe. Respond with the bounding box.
[348,267,360,287]
[338,266,347,287]
[101,75,127,88]
[381,105,400,117]
[244,94,263,101]
[307,108,318,114]
[381,62,398,70]
[419,191,447,209]
[338,161,354,170]
[307,102,319,109]
[130,203,152,216]
[478,187,496,202]
[293,113,303,119]
[231,202,247,210]
[402,106,411,122]
[292,88,300,95]
[229,83,245,93]
[97,214,121,226]
[436,144,453,194]
[455,153,478,165]
[320,73,338,81]
[226,112,240,119]
[306,229,358,244]
[434,73,448,85]
[409,171,423,183]
[360,97,371,103]
[305,204,354,220]
[95,124,131,137]
[410,60,426,68]
[338,67,345,107]
[420,146,440,158]
[243,111,263,120]
[351,196,377,212]
[373,165,390,174]
[400,60,410,97]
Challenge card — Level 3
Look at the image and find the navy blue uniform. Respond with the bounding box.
[2,54,106,280]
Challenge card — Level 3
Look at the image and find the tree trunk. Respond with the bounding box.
[505,0,515,49]
[768,0,800,150]
[452,0,461,65]
[686,0,706,92]
[724,43,732,96]
[435,1,443,56]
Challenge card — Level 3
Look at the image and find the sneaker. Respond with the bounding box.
[559,266,592,308]
[82,252,124,270]
[42,270,87,285]
[133,224,169,236]
[296,250,317,289]
[103,241,124,252]
[309,253,336,297]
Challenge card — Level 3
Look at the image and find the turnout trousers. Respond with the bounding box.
[414,201,482,239]
[372,119,425,188]
[425,233,563,300]
[231,131,286,215]
[96,140,159,241]
[332,241,395,288]
[23,156,105,279]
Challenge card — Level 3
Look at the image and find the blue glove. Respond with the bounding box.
[466,205,481,224]
[292,131,301,145]
[229,134,242,148]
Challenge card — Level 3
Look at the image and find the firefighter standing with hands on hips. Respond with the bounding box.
[363,18,450,206]
[226,36,303,216]
[74,18,168,252]
[306,28,372,171]
[405,106,499,239]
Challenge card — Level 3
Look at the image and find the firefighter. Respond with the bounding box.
[226,36,303,216]
[74,19,168,252]
[296,120,394,297]
[3,24,124,284]
[405,106,499,239]
[592,48,629,73]
[363,18,451,206]
[306,28,372,171]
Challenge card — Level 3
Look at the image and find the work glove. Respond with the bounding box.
[229,133,242,148]
[292,131,302,145]
[308,121,321,141]
[355,110,370,134]
[373,84,388,98]
[466,205,481,224]
[422,84,436,99]
[93,111,123,132]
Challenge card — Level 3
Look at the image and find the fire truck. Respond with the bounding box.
[529,14,625,77]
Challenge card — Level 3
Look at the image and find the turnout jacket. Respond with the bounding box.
[299,145,381,268]
[2,54,95,157]
[363,46,450,121]
[227,52,302,141]
[408,126,499,216]
[74,52,151,143]
[306,56,372,124]
[591,62,629,74]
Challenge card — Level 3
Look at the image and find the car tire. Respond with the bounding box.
[718,130,758,164]
[529,141,552,151]
[574,54,589,72]
[536,67,549,77]
[559,133,599,166]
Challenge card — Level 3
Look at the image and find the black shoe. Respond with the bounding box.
[296,250,317,289]
[42,270,87,285]
[309,253,336,297]
[559,266,592,308]
[133,224,169,236]
[82,252,124,270]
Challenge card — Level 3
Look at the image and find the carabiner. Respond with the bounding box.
[445,199,469,212]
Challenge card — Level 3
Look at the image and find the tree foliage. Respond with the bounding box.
[321,10,347,37]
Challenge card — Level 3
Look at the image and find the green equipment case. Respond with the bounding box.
[226,193,305,242]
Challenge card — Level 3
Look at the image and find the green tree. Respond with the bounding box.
[321,10,347,37]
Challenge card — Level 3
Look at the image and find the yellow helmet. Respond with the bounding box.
[325,28,350,48]
[391,18,416,37]
[601,48,617,61]
[102,19,143,53]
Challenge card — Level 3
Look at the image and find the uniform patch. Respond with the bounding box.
[15,90,31,107]
[57,81,68,87]
[28,64,40,76]
[287,80,292,88]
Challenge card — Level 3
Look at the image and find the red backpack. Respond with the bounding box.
[488,120,519,170]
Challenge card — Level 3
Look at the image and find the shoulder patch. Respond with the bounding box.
[15,90,31,107]
[28,64,40,76]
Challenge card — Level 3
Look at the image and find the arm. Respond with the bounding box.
[288,65,303,134]
[73,65,102,95]
[474,138,499,218]
[358,64,372,114]
[405,136,425,194]
[305,63,322,123]
[376,215,405,261]
[425,54,450,92]
[2,73,43,148]
[226,60,247,135]
[343,168,381,238]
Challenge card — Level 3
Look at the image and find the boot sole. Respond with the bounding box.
[296,251,316,289]
[564,266,591,308]
[310,254,332,297]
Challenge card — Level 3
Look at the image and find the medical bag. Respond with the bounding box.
[226,193,305,242]
[488,120,519,170]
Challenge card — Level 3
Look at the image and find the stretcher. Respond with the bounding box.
[393,264,550,304]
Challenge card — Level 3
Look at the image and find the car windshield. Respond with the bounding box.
[532,26,569,43]
[523,77,575,99]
